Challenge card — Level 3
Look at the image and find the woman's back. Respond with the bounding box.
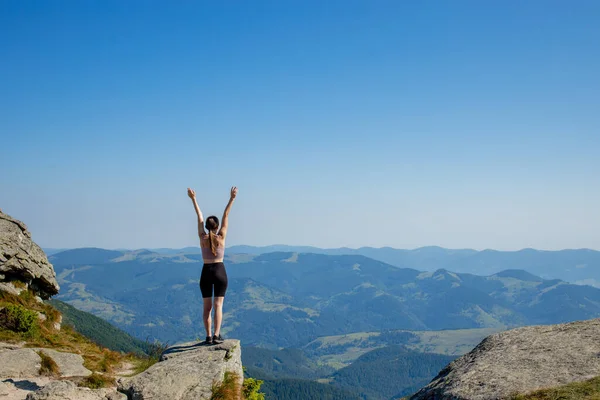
[201,233,225,262]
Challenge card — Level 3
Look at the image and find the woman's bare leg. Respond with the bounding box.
[213,296,225,336]
[203,297,213,337]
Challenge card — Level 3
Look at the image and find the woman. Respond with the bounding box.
[187,186,238,345]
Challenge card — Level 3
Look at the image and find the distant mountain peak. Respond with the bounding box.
[493,269,543,282]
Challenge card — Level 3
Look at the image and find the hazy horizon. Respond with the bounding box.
[2,2,599,251]
[41,243,600,253]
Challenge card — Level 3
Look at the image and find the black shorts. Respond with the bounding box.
[200,262,228,298]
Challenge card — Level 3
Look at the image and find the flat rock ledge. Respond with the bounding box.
[410,318,600,400]
[0,347,92,379]
[118,339,243,400]
[25,380,126,400]
[0,342,123,400]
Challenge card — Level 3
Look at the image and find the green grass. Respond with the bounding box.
[511,376,600,400]
[0,289,148,380]
[211,371,242,400]
[38,351,60,377]
[78,373,116,389]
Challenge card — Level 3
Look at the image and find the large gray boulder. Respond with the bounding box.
[118,340,243,400]
[410,318,600,400]
[33,348,92,378]
[25,380,126,400]
[0,344,92,379]
[0,211,59,299]
[0,348,42,378]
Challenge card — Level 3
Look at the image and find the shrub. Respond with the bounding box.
[242,377,265,400]
[0,303,39,337]
[38,351,60,377]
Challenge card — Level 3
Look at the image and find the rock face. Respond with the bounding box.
[0,342,123,400]
[411,318,600,400]
[0,211,59,299]
[0,346,92,380]
[25,381,126,400]
[118,340,243,400]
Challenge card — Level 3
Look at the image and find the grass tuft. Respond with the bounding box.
[38,351,60,377]
[511,376,600,400]
[78,373,116,389]
[211,371,242,400]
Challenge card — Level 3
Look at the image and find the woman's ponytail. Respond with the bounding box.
[208,230,217,256]
[205,216,220,257]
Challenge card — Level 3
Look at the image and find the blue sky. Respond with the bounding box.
[1,1,599,250]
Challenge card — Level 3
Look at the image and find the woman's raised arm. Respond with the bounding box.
[219,186,238,238]
[188,188,206,237]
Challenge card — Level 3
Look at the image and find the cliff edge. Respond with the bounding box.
[118,340,243,400]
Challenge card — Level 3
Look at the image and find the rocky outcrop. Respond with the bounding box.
[118,340,243,400]
[0,342,123,400]
[25,381,126,400]
[0,211,59,299]
[0,346,92,380]
[410,318,600,400]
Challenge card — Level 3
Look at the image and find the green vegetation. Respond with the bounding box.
[260,378,362,400]
[242,377,265,400]
[48,299,148,354]
[0,289,147,383]
[303,327,495,369]
[0,303,39,337]
[38,351,60,377]
[211,371,242,400]
[329,346,455,399]
[511,376,600,400]
[78,373,116,389]
[242,347,333,380]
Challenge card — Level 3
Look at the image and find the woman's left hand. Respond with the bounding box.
[187,188,196,199]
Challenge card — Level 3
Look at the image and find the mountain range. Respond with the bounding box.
[46,246,600,399]
[47,245,600,287]
[49,248,600,348]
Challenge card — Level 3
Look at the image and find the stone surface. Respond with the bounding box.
[0,349,41,378]
[0,345,92,381]
[33,349,92,377]
[25,380,125,400]
[410,318,600,400]
[0,212,59,299]
[118,339,243,400]
[0,381,11,396]
[0,282,23,296]
[0,377,52,400]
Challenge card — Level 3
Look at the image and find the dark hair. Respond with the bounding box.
[205,216,220,256]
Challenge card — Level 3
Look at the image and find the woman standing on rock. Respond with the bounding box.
[187,186,238,345]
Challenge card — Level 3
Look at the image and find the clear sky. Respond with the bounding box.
[1,1,599,251]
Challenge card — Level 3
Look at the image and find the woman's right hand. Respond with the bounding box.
[187,188,196,199]
[230,186,238,199]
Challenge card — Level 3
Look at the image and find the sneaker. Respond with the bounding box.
[204,336,213,345]
[212,334,224,344]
